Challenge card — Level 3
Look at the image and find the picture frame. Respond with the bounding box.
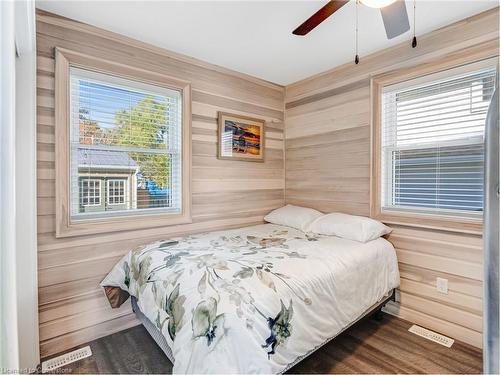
[217,112,265,162]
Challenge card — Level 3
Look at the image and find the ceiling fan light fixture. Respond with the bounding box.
[360,0,397,8]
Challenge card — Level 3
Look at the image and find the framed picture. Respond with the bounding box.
[217,112,265,162]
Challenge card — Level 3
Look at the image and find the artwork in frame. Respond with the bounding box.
[218,112,265,162]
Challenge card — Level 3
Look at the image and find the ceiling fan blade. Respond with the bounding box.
[292,0,349,36]
[380,1,410,39]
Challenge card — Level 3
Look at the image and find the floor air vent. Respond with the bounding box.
[41,346,92,373]
[408,325,454,347]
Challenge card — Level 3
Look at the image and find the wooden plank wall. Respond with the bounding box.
[36,11,285,357]
[284,7,499,349]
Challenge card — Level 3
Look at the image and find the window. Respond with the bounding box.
[55,49,191,237]
[79,179,101,206]
[377,61,496,221]
[107,179,126,205]
[70,67,182,220]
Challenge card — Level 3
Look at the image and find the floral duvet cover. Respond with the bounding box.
[101,223,399,374]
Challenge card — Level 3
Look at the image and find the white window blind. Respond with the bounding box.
[381,62,496,217]
[69,67,182,220]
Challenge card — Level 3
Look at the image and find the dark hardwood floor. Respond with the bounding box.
[41,314,482,374]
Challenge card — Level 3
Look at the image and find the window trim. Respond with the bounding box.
[371,54,498,235]
[55,47,192,238]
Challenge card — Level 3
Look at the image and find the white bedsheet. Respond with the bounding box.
[102,223,399,374]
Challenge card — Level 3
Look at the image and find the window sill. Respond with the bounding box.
[372,209,483,235]
[56,210,192,238]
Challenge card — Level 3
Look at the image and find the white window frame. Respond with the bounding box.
[54,48,192,238]
[80,179,101,206]
[371,56,498,235]
[380,64,494,217]
[70,66,182,220]
[107,179,126,206]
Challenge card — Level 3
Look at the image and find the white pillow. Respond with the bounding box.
[308,212,392,242]
[264,205,323,232]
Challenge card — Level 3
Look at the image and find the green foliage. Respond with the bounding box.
[130,152,170,189]
[114,97,168,149]
[113,96,171,188]
[79,96,171,189]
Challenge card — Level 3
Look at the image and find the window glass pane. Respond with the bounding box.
[79,179,101,207]
[381,63,496,217]
[392,144,484,212]
[69,68,182,220]
[107,179,126,205]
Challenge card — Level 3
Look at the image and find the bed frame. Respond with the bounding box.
[131,288,395,372]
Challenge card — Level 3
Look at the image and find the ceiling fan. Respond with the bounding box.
[293,0,411,40]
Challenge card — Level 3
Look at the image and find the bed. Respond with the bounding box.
[102,223,399,374]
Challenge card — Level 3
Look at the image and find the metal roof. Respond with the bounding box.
[78,149,138,169]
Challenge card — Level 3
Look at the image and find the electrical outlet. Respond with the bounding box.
[436,277,448,294]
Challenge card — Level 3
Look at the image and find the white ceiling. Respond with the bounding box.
[36,1,497,85]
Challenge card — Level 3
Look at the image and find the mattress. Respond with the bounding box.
[102,223,400,374]
[131,290,394,373]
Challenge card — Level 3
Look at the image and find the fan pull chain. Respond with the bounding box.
[355,0,359,64]
[412,0,417,48]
